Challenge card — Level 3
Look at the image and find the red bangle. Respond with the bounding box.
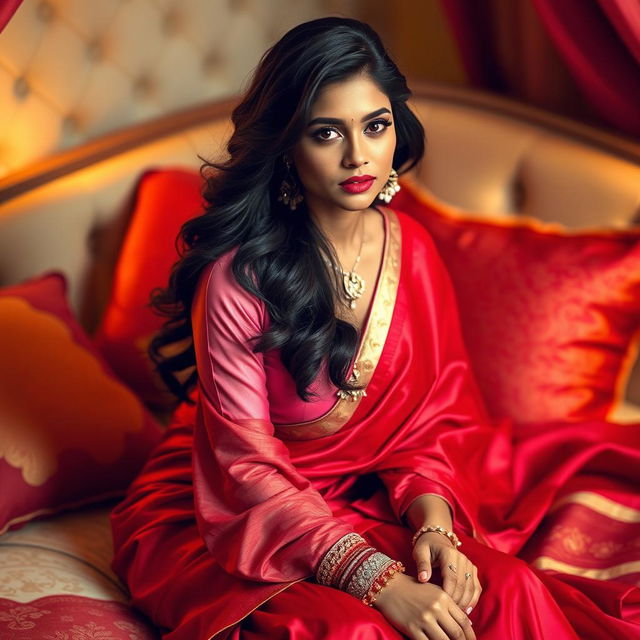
[362,560,405,606]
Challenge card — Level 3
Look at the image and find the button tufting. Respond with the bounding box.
[133,74,154,97]
[86,40,103,62]
[62,113,80,133]
[229,0,249,11]
[513,180,526,210]
[202,50,222,74]
[13,76,30,100]
[163,10,181,36]
[36,0,55,23]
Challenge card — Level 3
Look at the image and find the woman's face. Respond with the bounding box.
[291,73,396,216]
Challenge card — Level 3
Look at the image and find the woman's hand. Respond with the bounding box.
[372,571,475,640]
[413,532,482,616]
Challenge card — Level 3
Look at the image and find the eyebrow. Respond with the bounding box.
[306,107,391,128]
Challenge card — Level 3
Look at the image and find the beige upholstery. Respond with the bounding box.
[0,0,341,176]
[0,505,124,602]
[0,117,233,327]
[411,99,640,229]
[1,82,638,422]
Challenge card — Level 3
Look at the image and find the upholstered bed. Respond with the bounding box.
[0,82,639,638]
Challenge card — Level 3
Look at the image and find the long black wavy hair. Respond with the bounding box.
[149,16,425,407]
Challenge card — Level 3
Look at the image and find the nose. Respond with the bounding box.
[342,134,368,168]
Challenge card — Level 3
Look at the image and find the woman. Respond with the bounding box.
[110,17,640,640]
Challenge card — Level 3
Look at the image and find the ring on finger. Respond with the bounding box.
[464,572,472,580]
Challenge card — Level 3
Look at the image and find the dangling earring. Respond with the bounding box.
[278,157,304,210]
[377,168,401,203]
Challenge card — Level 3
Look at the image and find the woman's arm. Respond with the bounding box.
[191,252,356,583]
[405,494,453,531]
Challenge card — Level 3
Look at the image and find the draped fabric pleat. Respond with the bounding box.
[439,0,640,140]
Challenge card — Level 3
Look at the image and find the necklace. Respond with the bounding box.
[322,212,366,310]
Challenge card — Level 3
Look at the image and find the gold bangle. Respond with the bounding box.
[412,525,461,549]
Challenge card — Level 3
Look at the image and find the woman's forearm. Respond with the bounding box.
[404,493,454,532]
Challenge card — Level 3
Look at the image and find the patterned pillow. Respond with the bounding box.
[93,168,203,417]
[393,177,640,423]
[0,272,163,534]
[0,596,159,639]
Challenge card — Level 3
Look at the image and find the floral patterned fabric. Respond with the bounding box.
[0,506,160,639]
[0,595,159,639]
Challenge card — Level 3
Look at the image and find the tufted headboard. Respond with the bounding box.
[1,81,639,421]
[0,0,346,176]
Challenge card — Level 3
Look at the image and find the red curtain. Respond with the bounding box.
[437,0,505,90]
[598,0,640,63]
[440,0,640,140]
[0,0,22,34]
[532,0,640,138]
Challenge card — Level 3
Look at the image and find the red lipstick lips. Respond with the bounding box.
[339,174,376,194]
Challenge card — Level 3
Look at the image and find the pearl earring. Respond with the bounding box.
[377,168,401,203]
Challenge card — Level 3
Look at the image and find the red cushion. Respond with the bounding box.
[393,178,640,423]
[0,595,159,638]
[94,167,204,414]
[0,272,163,534]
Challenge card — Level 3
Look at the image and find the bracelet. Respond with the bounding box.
[316,533,405,605]
[362,560,405,606]
[412,525,461,549]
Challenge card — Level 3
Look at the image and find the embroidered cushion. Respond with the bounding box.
[393,177,640,423]
[0,272,163,534]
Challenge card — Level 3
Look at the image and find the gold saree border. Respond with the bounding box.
[548,491,640,523]
[273,206,401,441]
[530,556,640,582]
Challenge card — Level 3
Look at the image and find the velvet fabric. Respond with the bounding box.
[439,0,640,139]
[0,272,163,535]
[531,0,640,138]
[94,168,205,414]
[110,207,640,639]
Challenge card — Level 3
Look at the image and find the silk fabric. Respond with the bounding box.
[111,207,640,639]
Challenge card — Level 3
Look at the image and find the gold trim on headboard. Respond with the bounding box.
[0,98,238,204]
[2,81,639,205]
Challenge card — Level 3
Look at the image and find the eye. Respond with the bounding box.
[312,127,341,142]
[366,118,393,134]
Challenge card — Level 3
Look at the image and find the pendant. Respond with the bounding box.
[337,388,367,401]
[343,271,365,306]
[336,362,367,401]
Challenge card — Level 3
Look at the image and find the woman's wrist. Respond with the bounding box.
[412,525,461,549]
[405,494,453,532]
[315,532,405,606]
[370,567,407,609]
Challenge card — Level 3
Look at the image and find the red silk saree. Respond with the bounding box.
[110,206,640,639]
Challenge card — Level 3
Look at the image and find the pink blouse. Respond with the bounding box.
[191,208,389,427]
[192,248,339,425]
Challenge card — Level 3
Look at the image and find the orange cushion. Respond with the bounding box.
[0,272,163,534]
[393,177,640,423]
[93,167,204,415]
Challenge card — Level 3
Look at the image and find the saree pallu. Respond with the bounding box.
[110,207,640,639]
